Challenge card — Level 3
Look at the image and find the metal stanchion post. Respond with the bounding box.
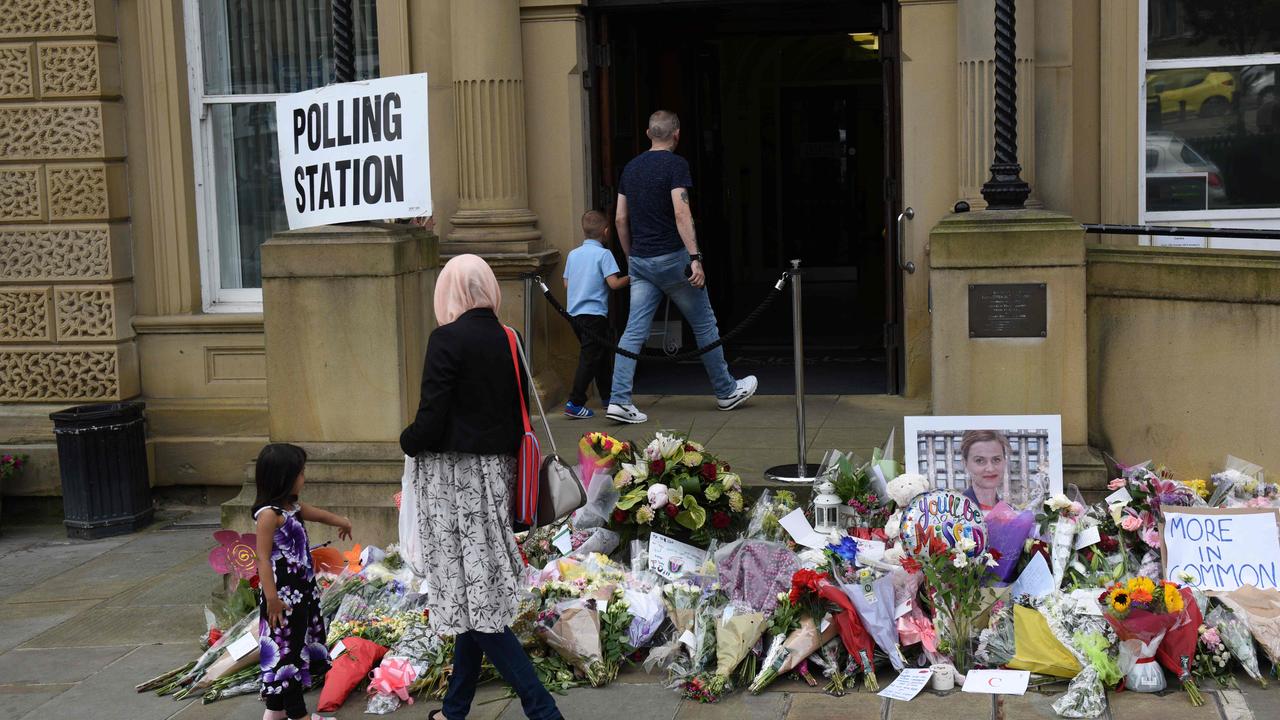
[765,259,820,484]
[523,274,534,378]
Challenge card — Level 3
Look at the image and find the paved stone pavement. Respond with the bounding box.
[544,394,931,485]
[1,508,1277,720]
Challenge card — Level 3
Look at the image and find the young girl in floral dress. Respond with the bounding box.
[252,443,353,720]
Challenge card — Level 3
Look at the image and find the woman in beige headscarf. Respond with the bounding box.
[400,255,563,720]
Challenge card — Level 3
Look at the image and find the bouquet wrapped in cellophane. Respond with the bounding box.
[1100,576,1182,695]
[1205,603,1266,686]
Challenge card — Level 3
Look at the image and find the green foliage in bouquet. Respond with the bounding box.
[825,454,890,528]
[608,432,747,547]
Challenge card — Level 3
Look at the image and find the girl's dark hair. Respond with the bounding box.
[252,443,307,514]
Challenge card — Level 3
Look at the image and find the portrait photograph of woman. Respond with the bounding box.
[904,415,1064,509]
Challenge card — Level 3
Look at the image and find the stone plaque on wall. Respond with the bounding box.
[968,283,1047,338]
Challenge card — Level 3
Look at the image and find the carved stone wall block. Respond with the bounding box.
[0,346,119,401]
[0,165,44,222]
[38,41,118,98]
[0,43,34,99]
[0,0,116,40]
[0,101,126,160]
[0,224,131,282]
[46,163,127,221]
[53,282,131,341]
[0,285,51,341]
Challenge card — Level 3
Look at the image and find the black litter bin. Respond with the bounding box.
[50,401,153,539]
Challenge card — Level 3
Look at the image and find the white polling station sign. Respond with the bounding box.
[275,73,431,229]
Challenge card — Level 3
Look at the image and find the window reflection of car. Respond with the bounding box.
[1241,66,1277,106]
[1146,131,1226,205]
[1146,69,1235,118]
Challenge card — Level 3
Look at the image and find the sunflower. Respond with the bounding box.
[1127,576,1156,596]
[1107,585,1131,614]
[1163,582,1184,613]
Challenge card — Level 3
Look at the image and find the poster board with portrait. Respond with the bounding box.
[904,415,1063,509]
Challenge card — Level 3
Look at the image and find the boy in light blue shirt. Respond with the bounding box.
[563,210,629,418]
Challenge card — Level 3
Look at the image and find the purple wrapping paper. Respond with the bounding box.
[984,502,1036,582]
[716,539,800,614]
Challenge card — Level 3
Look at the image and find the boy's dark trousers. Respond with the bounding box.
[569,314,614,407]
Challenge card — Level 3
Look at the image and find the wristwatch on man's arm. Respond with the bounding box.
[689,252,703,263]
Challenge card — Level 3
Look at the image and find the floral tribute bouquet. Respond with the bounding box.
[748,591,802,693]
[609,431,747,546]
[1099,576,1184,696]
[915,533,999,673]
[579,431,628,490]
[1205,603,1266,686]
[814,573,879,691]
[682,540,800,701]
[983,500,1038,582]
[1208,455,1277,508]
[1105,462,1202,577]
[1035,592,1121,719]
[1192,622,1236,688]
[325,585,422,648]
[826,537,904,671]
[748,571,837,694]
[1155,584,1206,705]
[644,580,703,674]
[1036,492,1086,587]
[822,451,892,531]
[537,598,608,686]
[745,489,800,543]
[518,522,620,571]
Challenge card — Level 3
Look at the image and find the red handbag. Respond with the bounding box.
[504,326,541,526]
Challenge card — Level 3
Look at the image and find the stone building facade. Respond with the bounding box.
[2,1,1279,536]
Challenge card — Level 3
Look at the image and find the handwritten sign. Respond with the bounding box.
[899,490,988,556]
[1162,506,1280,591]
[879,669,933,701]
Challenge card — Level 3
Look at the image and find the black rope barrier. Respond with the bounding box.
[535,271,791,363]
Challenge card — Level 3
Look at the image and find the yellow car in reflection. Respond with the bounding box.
[1147,69,1236,118]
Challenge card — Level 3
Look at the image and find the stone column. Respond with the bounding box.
[222,224,439,547]
[0,0,137,497]
[447,0,541,254]
[929,210,1105,492]
[442,0,560,399]
[957,0,1035,209]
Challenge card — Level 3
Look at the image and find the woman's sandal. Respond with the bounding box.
[428,711,446,720]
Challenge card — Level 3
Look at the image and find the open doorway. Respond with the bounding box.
[591,0,903,395]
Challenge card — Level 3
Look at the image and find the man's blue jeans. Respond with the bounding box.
[442,627,560,720]
[610,249,736,405]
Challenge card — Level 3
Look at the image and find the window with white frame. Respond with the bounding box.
[186,0,379,309]
[1141,2,1280,249]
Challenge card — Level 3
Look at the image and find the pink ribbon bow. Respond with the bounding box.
[368,658,418,703]
[897,611,938,653]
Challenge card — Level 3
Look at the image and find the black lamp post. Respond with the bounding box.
[980,0,1031,209]
[332,0,355,84]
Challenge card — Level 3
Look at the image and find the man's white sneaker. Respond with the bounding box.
[606,403,648,424]
[717,376,759,411]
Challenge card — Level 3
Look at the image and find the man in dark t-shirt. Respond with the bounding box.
[605,110,757,424]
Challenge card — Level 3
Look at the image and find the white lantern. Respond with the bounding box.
[813,480,843,535]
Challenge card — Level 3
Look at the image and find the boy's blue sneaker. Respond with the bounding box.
[564,402,594,419]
